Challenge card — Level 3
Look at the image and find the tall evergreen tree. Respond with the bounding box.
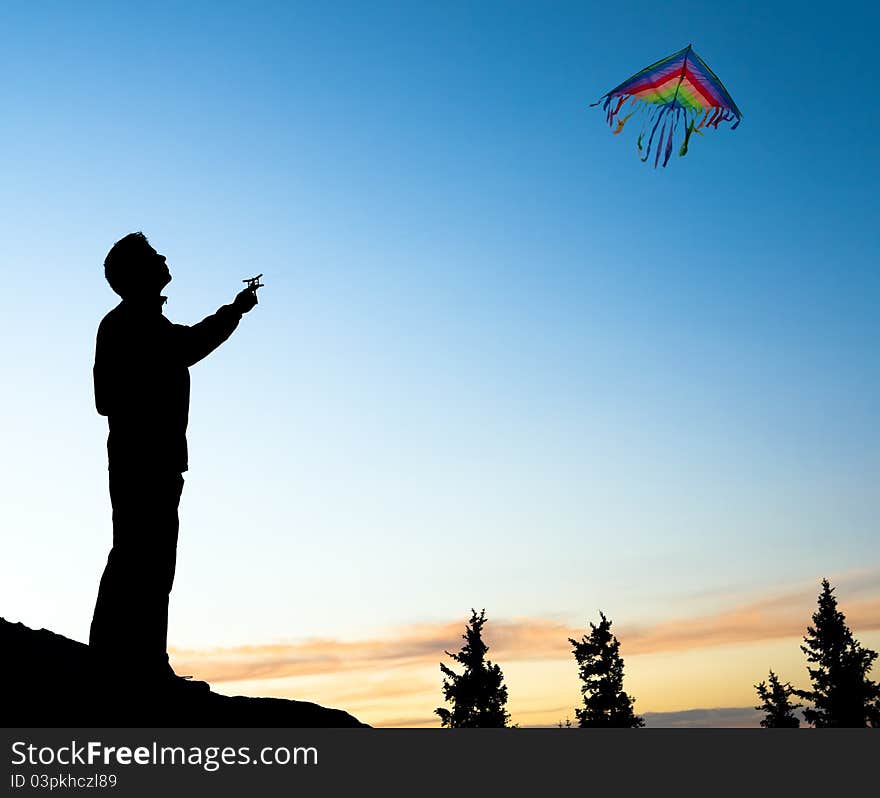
[569,612,645,728]
[796,579,880,727]
[435,609,510,728]
[754,670,801,728]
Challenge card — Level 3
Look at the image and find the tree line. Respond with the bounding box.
[434,579,880,728]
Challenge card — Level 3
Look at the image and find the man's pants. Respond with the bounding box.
[89,468,185,677]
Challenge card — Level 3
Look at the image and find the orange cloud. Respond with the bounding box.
[170,571,880,685]
[620,592,880,656]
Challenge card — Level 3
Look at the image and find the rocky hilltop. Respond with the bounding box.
[1,617,367,727]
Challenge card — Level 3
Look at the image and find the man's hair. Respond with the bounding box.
[104,231,151,297]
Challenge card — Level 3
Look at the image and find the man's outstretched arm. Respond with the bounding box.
[174,288,258,367]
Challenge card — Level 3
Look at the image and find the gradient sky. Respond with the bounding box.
[1,1,878,726]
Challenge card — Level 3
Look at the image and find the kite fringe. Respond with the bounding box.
[599,93,740,168]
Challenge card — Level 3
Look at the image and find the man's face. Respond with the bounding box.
[140,244,172,292]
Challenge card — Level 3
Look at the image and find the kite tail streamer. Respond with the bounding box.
[654,112,669,168]
[613,111,635,134]
[697,108,710,129]
[605,95,635,128]
[641,108,664,163]
[636,104,658,158]
[661,110,676,167]
[679,117,696,157]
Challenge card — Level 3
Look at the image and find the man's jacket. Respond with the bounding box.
[94,296,242,472]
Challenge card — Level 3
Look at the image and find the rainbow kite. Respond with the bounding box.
[592,44,742,168]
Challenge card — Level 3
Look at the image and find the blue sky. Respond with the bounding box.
[0,2,877,720]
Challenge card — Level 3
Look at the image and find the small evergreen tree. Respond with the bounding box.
[755,670,801,728]
[435,609,510,728]
[796,579,880,727]
[569,611,645,728]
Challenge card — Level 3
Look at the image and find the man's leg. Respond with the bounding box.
[89,470,138,667]
[89,469,183,678]
[149,471,184,672]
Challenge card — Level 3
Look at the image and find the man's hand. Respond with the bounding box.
[233,287,259,314]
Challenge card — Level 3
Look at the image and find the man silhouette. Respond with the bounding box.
[89,232,258,689]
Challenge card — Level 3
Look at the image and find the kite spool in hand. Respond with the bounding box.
[243,274,264,291]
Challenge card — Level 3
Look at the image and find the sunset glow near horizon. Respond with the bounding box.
[1,1,878,727]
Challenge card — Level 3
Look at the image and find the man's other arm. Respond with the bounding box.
[94,312,155,415]
[93,315,119,416]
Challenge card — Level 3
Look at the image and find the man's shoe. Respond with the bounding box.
[160,664,211,692]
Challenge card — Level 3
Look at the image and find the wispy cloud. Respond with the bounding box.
[170,569,880,685]
[619,591,880,656]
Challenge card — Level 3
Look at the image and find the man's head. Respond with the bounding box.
[104,232,172,299]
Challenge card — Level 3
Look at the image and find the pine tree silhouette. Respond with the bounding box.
[435,609,511,728]
[796,579,880,727]
[755,670,801,728]
[569,611,645,728]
